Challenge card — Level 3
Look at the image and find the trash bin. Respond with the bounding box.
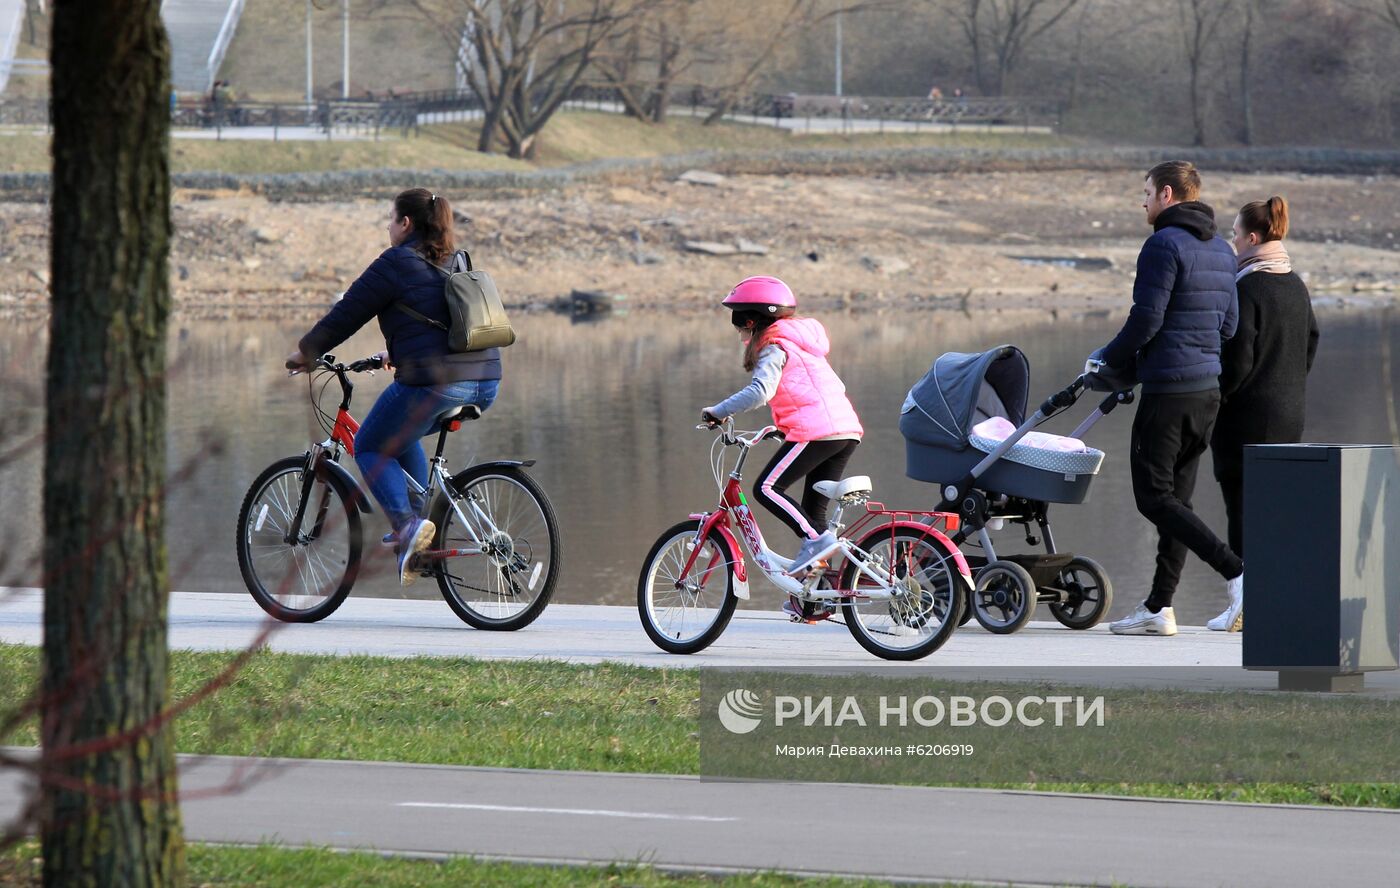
[1242,444,1400,691]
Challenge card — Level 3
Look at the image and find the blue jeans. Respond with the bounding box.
[354,379,499,531]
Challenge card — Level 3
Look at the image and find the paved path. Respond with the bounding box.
[2,751,1394,887]
[5,588,1398,694]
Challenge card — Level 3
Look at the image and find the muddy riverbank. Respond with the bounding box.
[2,168,1397,318]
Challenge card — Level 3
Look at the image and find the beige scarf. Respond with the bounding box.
[1236,240,1292,281]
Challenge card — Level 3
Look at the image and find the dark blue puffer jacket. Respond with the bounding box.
[298,236,501,386]
[1101,202,1238,394]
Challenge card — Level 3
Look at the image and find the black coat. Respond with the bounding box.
[1102,202,1239,393]
[1211,269,1319,475]
[299,236,502,385]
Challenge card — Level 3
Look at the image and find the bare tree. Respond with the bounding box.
[1175,0,1230,146]
[39,0,184,884]
[1239,0,1260,145]
[594,1,697,123]
[412,0,654,158]
[1062,0,1156,113]
[936,0,1080,95]
[1340,0,1400,31]
[696,0,871,124]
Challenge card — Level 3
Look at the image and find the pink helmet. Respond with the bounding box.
[722,276,796,315]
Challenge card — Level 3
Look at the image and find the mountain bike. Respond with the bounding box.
[636,418,972,661]
[235,354,560,629]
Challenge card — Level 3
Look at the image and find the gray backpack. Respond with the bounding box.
[398,250,516,352]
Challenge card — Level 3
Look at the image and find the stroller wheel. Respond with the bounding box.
[1047,555,1113,629]
[972,561,1037,634]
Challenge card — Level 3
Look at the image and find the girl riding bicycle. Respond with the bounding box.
[286,188,501,585]
[701,276,864,578]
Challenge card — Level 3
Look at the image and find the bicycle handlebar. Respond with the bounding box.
[288,353,385,375]
[695,416,783,447]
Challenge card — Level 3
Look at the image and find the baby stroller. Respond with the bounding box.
[899,345,1134,634]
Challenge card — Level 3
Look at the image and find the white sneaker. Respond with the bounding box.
[396,518,436,587]
[787,530,838,576]
[1207,573,1244,632]
[1109,603,1177,636]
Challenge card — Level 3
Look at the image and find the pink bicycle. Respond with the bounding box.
[636,418,973,660]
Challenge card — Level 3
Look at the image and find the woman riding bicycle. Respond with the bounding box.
[286,188,501,585]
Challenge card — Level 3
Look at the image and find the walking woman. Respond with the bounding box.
[286,188,502,585]
[1208,195,1320,631]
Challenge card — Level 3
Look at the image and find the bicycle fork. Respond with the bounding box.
[281,444,336,546]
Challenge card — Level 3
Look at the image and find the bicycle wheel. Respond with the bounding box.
[432,464,561,630]
[236,455,362,623]
[637,521,738,655]
[1048,555,1113,629]
[839,527,965,660]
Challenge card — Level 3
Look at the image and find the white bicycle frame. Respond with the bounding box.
[703,420,925,604]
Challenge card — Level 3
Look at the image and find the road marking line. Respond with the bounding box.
[398,802,736,822]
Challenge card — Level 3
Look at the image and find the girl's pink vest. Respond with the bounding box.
[764,318,864,442]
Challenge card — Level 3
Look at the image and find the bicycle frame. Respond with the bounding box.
[284,356,515,572]
[680,423,972,604]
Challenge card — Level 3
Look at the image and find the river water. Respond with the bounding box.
[2,305,1395,626]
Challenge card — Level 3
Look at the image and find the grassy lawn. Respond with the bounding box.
[0,841,966,888]
[0,130,529,176]
[0,111,1072,175]
[1,643,1393,809]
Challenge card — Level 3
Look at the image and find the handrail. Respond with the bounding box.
[205,0,246,92]
[0,0,24,94]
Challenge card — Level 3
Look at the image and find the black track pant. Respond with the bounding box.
[754,439,859,540]
[1130,390,1244,611]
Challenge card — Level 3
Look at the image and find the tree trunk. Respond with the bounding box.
[968,7,990,96]
[477,99,504,152]
[1190,58,1206,146]
[41,2,184,886]
[703,96,734,125]
[647,21,675,124]
[1066,0,1092,112]
[1240,0,1254,146]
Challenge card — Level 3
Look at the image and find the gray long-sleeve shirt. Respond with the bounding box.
[706,346,786,417]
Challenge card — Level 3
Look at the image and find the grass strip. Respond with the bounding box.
[1,643,1394,808]
[0,111,1070,175]
[0,840,977,887]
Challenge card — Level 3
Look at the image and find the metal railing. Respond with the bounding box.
[0,86,1059,140]
[205,0,246,94]
[565,84,1062,131]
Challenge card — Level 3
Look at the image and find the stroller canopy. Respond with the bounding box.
[900,345,1030,449]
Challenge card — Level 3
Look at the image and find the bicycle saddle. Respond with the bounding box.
[812,476,873,501]
[441,404,482,431]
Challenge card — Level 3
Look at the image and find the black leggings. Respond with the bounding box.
[754,439,859,540]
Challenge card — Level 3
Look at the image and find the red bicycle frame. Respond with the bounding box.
[676,472,970,602]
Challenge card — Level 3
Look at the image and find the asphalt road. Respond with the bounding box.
[2,752,1394,887]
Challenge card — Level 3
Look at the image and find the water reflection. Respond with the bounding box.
[2,305,1395,626]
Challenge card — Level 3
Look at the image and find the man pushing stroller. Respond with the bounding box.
[1092,160,1244,637]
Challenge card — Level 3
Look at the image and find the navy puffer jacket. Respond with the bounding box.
[1101,202,1238,394]
[299,236,501,386]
